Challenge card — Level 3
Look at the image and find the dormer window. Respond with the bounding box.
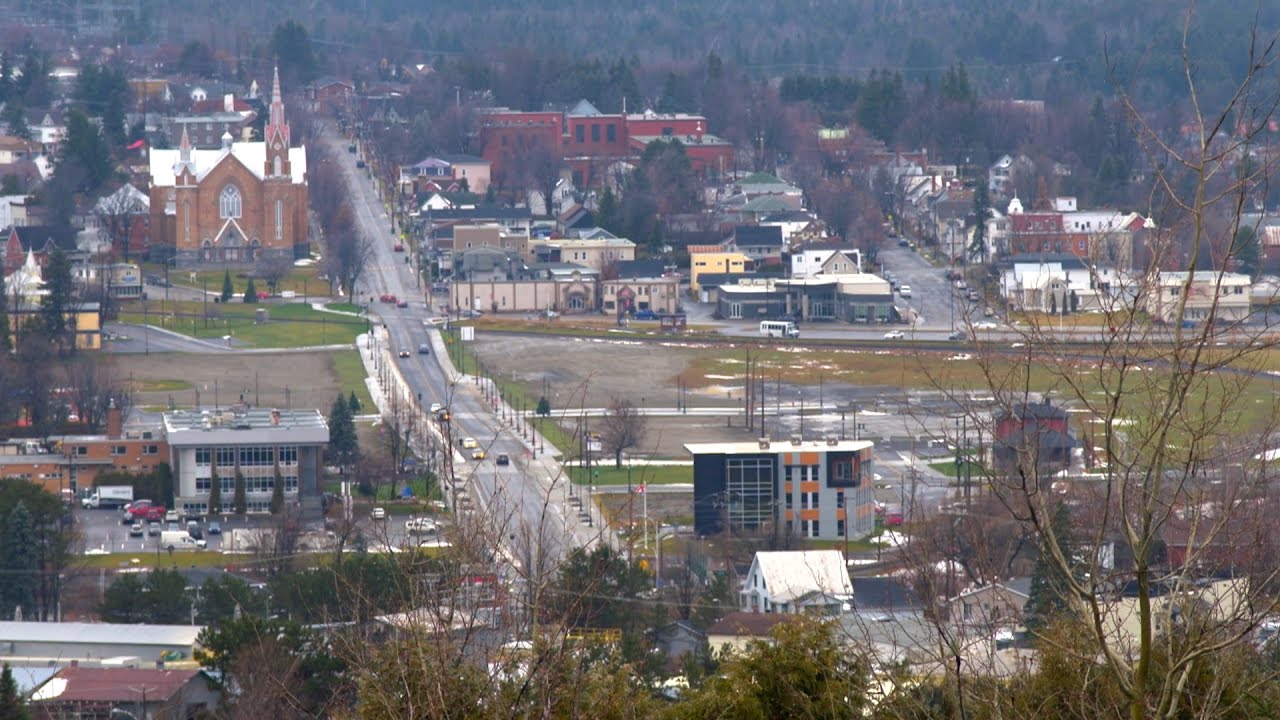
[220,185,242,219]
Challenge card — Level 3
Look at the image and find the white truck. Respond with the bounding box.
[81,485,134,509]
[159,530,206,551]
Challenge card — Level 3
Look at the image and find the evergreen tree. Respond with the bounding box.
[0,283,10,352]
[1025,502,1076,632]
[233,471,247,515]
[221,269,234,303]
[270,457,284,514]
[0,503,37,620]
[536,396,551,417]
[59,108,112,192]
[596,186,620,235]
[328,394,358,465]
[243,277,258,303]
[0,662,30,720]
[347,390,361,414]
[1,101,27,140]
[208,465,222,515]
[39,248,73,347]
[968,182,992,264]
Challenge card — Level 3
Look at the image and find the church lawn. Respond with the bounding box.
[118,300,368,348]
[141,263,330,297]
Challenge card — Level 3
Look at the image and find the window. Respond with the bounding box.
[215,447,236,467]
[75,446,87,456]
[591,124,600,142]
[576,125,585,143]
[196,477,211,492]
[183,199,190,242]
[275,200,283,240]
[219,185,242,219]
[195,448,211,466]
[606,125,616,142]
[836,491,845,509]
[273,155,282,176]
[837,519,846,537]
[111,445,127,456]
[143,445,158,455]
[278,446,298,465]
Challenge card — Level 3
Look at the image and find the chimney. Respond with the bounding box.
[106,399,122,439]
[224,93,234,113]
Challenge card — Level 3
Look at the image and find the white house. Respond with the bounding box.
[790,247,862,278]
[1144,271,1252,325]
[1001,257,1125,314]
[739,550,854,615]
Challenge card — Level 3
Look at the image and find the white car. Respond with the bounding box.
[973,321,998,330]
[898,285,912,298]
[883,330,905,340]
[405,518,438,535]
[429,403,443,414]
[371,507,387,521]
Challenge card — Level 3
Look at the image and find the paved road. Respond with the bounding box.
[321,124,606,575]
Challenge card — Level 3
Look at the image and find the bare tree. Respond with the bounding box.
[320,207,374,298]
[513,144,564,216]
[93,184,146,262]
[598,397,647,469]
[62,356,133,432]
[256,254,294,295]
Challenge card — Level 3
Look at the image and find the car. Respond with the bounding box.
[429,402,443,414]
[633,309,658,321]
[898,285,912,298]
[356,159,366,168]
[165,510,180,523]
[405,517,438,535]
[129,522,144,538]
[898,237,910,247]
[348,144,357,153]
[418,344,430,355]
[188,526,203,540]
[207,521,222,535]
[398,349,410,358]
[948,330,968,341]
[397,299,409,308]
[379,294,396,304]
[371,507,387,521]
[471,449,486,461]
[984,306,996,318]
[147,521,161,537]
[883,330,905,340]
[394,243,405,252]
[167,522,180,533]
[496,453,510,466]
[461,437,478,449]
[974,321,998,330]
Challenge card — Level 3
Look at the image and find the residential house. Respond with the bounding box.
[71,261,144,299]
[401,154,491,194]
[1143,271,1252,324]
[706,612,795,656]
[0,135,38,163]
[652,620,708,668]
[988,153,1034,197]
[763,210,824,247]
[688,244,750,294]
[947,580,1031,629]
[3,225,79,274]
[29,113,66,151]
[999,254,1124,314]
[789,247,862,279]
[30,666,217,719]
[727,225,785,264]
[163,111,257,149]
[531,232,636,272]
[739,549,854,615]
[686,439,877,541]
[307,77,355,112]
[992,398,1075,471]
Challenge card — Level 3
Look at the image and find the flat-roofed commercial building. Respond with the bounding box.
[685,438,876,542]
[164,408,328,517]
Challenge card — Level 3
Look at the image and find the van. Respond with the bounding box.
[159,531,206,551]
[759,320,800,339]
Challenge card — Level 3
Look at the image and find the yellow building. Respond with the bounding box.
[689,245,750,292]
[10,302,102,350]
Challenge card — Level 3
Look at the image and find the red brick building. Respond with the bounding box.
[2,225,78,274]
[477,101,733,190]
[147,68,308,266]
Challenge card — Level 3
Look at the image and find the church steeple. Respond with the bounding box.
[264,66,290,149]
[175,126,196,180]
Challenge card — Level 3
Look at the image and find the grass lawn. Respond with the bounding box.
[145,263,329,298]
[119,300,368,348]
[928,459,986,478]
[329,348,376,411]
[79,551,235,570]
[130,378,192,392]
[568,463,691,486]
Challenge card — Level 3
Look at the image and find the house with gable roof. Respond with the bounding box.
[147,68,307,266]
[739,549,854,615]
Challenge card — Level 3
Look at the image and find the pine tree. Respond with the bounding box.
[1025,502,1076,632]
[243,277,257,303]
[0,284,10,352]
[0,662,30,720]
[328,394,358,465]
[208,465,222,515]
[233,470,247,515]
[968,182,992,264]
[347,390,361,413]
[221,269,234,303]
[0,503,37,621]
[39,248,73,346]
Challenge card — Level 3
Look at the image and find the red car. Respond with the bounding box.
[394,243,405,252]
[379,294,396,304]
[128,504,166,522]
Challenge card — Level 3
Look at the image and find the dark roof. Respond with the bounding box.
[1003,252,1093,270]
[436,153,487,165]
[731,224,784,247]
[36,667,205,704]
[427,208,532,221]
[615,259,667,279]
[995,426,1075,452]
[852,576,921,611]
[707,611,795,637]
[762,210,816,223]
[11,225,77,252]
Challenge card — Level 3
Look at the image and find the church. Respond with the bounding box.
[148,69,308,266]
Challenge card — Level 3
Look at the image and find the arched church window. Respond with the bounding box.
[219,185,242,219]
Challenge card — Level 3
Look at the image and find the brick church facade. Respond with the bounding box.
[148,69,308,266]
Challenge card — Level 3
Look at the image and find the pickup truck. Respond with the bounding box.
[126,504,167,523]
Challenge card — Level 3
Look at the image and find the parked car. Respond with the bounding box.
[207,521,222,535]
[418,344,430,354]
[883,330,905,340]
[898,285,912,298]
[397,299,409,308]
[356,159,366,168]
[147,521,161,537]
[129,522,144,538]
[165,510,180,523]
[371,507,387,521]
[379,294,397,303]
[496,453,510,466]
[633,309,658,321]
[974,321,998,330]
[347,144,357,153]
[394,243,405,252]
[461,437,478,449]
[405,517,438,535]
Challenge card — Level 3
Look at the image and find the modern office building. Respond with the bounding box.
[164,408,328,517]
[685,438,876,542]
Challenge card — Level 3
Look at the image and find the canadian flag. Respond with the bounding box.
[634,484,646,494]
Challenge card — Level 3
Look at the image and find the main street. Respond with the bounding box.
[320,125,606,573]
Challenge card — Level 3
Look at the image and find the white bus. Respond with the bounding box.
[759,320,800,338]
